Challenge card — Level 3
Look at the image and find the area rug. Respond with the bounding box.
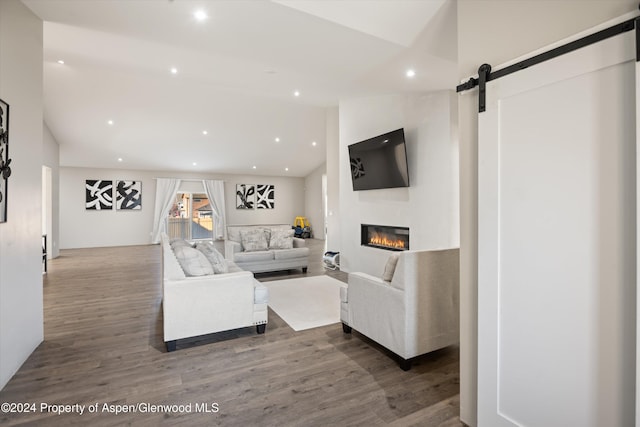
[264,275,347,331]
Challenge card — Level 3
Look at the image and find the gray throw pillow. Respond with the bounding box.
[195,241,229,274]
[173,245,214,276]
[170,238,193,249]
[240,228,269,252]
[382,253,400,282]
[269,229,294,249]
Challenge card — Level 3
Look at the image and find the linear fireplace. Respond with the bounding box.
[361,224,409,251]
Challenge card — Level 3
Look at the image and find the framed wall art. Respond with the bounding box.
[85,180,113,210]
[256,184,275,209]
[0,98,11,223]
[116,180,142,210]
[236,184,255,209]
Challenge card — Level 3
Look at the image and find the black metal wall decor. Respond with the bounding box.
[0,98,11,223]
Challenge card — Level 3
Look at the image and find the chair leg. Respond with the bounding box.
[256,324,266,334]
[342,323,352,333]
[166,340,176,352]
[302,267,308,273]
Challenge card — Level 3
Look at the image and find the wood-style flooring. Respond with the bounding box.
[0,239,462,426]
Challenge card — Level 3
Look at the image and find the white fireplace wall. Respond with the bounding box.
[338,90,459,276]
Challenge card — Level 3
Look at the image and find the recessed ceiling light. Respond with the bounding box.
[312,141,317,146]
[57,60,65,65]
[275,137,280,142]
[170,67,178,75]
[194,9,208,21]
[192,162,197,166]
[294,90,300,97]
[117,158,123,162]
[285,167,289,172]
[202,130,208,135]
[406,69,416,78]
[252,165,257,169]
[107,120,114,125]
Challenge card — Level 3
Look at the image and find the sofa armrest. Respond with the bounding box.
[347,271,406,356]
[293,237,306,248]
[225,240,242,261]
[163,271,256,341]
[348,273,403,308]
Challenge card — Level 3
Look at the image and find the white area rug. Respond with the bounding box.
[264,275,347,331]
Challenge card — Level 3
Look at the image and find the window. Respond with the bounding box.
[166,192,214,240]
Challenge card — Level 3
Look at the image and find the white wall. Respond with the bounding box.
[60,167,305,249]
[43,122,60,258]
[325,107,340,251]
[456,1,639,425]
[0,0,44,390]
[338,90,459,276]
[304,163,325,240]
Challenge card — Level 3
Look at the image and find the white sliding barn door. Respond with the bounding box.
[477,28,637,427]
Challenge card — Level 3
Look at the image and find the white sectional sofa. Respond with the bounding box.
[225,224,309,274]
[161,233,268,352]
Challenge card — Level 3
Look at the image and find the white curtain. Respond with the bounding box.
[202,180,227,240]
[151,178,181,243]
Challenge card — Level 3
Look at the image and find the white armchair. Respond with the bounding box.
[341,248,459,370]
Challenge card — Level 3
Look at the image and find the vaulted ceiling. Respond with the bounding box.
[23,0,458,177]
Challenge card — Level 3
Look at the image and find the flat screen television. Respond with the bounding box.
[348,128,410,191]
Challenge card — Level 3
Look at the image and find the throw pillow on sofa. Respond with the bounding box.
[170,238,193,249]
[195,242,229,274]
[173,245,214,276]
[240,228,269,252]
[382,253,400,282]
[269,228,294,249]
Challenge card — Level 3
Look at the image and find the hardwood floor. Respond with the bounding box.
[0,239,462,426]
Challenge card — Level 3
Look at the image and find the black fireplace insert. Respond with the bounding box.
[361,224,409,251]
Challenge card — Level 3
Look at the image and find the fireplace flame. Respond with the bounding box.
[369,233,406,249]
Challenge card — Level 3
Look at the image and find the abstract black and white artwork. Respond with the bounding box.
[116,180,142,210]
[256,184,275,209]
[85,180,113,210]
[0,98,10,223]
[236,184,255,209]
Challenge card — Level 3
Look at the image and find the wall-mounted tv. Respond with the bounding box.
[348,128,410,191]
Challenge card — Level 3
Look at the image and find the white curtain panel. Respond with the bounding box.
[203,179,227,240]
[151,178,182,243]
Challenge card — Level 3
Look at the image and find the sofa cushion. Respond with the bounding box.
[228,225,287,243]
[235,251,275,263]
[227,262,244,273]
[173,246,214,276]
[240,228,269,252]
[267,224,291,233]
[195,241,229,274]
[382,253,400,282]
[170,238,193,249]
[269,228,294,249]
[227,226,243,243]
[272,247,310,260]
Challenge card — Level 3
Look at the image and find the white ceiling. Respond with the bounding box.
[23,0,458,177]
